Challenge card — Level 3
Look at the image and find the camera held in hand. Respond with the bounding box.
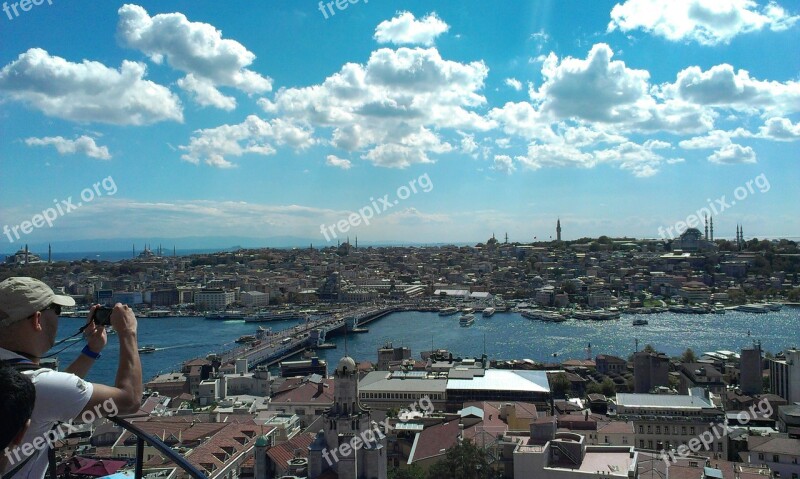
[92,306,113,326]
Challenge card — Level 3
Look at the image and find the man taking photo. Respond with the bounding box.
[0,277,142,479]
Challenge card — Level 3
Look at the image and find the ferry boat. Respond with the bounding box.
[713,303,726,314]
[482,307,496,317]
[244,310,307,322]
[459,314,475,327]
[438,307,459,316]
[138,345,156,353]
[235,335,258,344]
[521,310,566,322]
[632,319,648,326]
[204,311,247,321]
[736,304,770,313]
[461,307,475,314]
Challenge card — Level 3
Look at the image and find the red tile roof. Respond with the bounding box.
[271,378,335,404]
[266,433,315,471]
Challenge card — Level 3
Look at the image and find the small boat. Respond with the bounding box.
[459,314,475,326]
[235,335,257,344]
[632,319,648,326]
[461,307,475,314]
[713,303,726,314]
[438,307,459,316]
[482,307,496,317]
[764,302,783,311]
[138,345,156,353]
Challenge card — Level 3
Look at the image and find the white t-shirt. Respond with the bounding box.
[0,348,93,479]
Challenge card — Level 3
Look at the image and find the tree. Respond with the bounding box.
[551,373,571,398]
[390,464,426,479]
[681,348,696,363]
[643,344,656,354]
[601,378,616,397]
[426,440,489,479]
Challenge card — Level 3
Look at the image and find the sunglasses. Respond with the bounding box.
[41,304,62,316]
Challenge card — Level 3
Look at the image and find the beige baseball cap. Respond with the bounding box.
[0,277,76,327]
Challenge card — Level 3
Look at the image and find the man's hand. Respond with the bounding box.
[83,319,107,353]
[110,303,137,336]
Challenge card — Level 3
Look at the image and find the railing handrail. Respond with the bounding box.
[108,416,208,479]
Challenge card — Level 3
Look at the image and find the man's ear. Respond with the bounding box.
[11,419,31,447]
[29,312,43,332]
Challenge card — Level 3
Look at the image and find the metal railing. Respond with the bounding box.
[108,417,207,479]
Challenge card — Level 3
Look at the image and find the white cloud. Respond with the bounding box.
[679,129,734,149]
[608,0,800,45]
[758,117,800,141]
[177,74,237,111]
[265,46,490,168]
[532,44,652,123]
[458,132,478,154]
[492,155,516,174]
[179,115,315,168]
[0,48,182,125]
[25,135,111,160]
[326,155,352,169]
[505,78,522,91]
[117,4,272,109]
[661,64,800,115]
[374,12,449,46]
[708,143,757,164]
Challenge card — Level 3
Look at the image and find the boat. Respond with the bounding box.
[461,307,475,314]
[521,310,567,322]
[632,319,648,326]
[713,303,726,314]
[459,314,475,327]
[204,311,247,320]
[764,302,783,311]
[138,345,156,353]
[482,307,496,317]
[736,304,770,313]
[235,335,257,344]
[244,310,307,322]
[438,307,459,316]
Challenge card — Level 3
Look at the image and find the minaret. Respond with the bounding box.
[710,217,714,241]
[505,232,508,244]
[355,236,358,249]
[556,218,562,242]
[704,215,709,240]
[24,244,29,264]
[48,244,51,264]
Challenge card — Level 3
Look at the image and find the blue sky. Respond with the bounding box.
[1,0,798,250]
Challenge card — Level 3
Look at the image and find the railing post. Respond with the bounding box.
[135,436,144,479]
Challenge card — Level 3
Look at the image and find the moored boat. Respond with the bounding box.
[459,314,475,327]
[482,307,496,317]
[438,307,459,316]
[632,319,648,326]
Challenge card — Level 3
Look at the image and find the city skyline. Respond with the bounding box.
[1,0,799,248]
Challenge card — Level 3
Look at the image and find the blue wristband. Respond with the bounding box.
[81,345,101,360]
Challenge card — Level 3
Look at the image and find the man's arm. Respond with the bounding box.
[65,313,106,378]
[81,304,142,416]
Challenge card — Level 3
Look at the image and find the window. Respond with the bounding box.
[759,453,765,460]
[605,436,609,443]
[690,427,695,435]
[656,426,661,434]
[639,426,644,434]
[640,440,645,448]
[647,425,652,434]
[648,440,653,449]
[682,426,687,435]
[774,455,779,463]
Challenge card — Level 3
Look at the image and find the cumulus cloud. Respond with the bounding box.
[758,117,800,141]
[708,143,757,164]
[492,155,516,174]
[263,46,490,168]
[326,155,352,169]
[179,115,315,168]
[374,12,449,46]
[660,64,800,116]
[25,135,111,160]
[0,48,182,125]
[117,4,272,109]
[608,0,800,45]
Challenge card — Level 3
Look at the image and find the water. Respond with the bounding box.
[53,308,799,386]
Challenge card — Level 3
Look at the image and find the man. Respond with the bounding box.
[0,277,142,479]
[0,364,35,475]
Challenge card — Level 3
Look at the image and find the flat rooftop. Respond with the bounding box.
[560,451,633,477]
[615,393,714,409]
[447,370,550,393]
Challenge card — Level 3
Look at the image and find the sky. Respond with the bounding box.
[1,0,799,251]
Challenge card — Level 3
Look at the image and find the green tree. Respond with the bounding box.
[390,464,426,479]
[426,440,489,479]
[643,344,656,354]
[682,348,696,363]
[601,378,616,397]
[551,372,571,398]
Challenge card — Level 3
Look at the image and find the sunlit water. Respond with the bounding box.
[53,308,799,385]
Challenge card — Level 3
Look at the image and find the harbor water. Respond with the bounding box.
[54,308,799,385]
